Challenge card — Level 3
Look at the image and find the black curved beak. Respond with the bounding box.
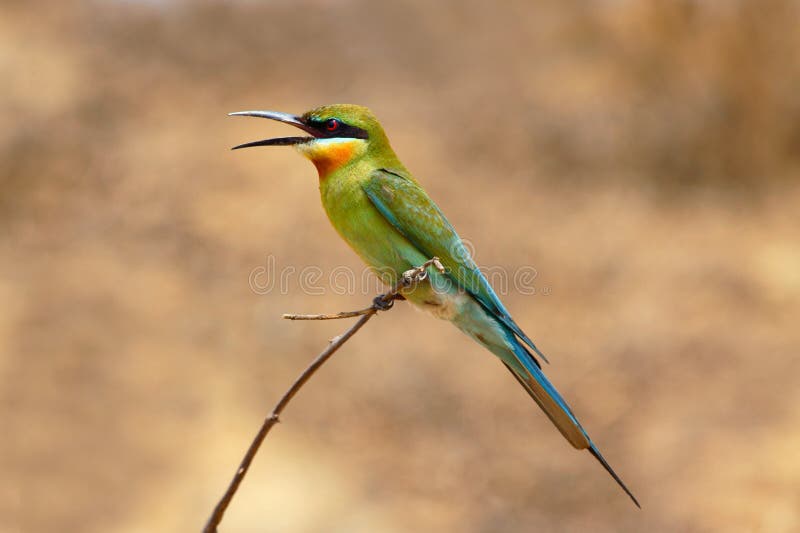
[229,110,316,150]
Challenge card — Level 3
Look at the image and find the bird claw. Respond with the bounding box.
[373,295,395,311]
[401,268,427,286]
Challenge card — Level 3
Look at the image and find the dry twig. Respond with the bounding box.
[202,257,444,532]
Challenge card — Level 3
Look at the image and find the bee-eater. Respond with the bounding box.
[230,104,639,507]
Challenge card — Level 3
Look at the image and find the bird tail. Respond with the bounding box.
[502,339,641,508]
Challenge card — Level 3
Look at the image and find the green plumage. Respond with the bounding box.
[233,103,639,507]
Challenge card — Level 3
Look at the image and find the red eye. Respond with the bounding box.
[325,119,339,131]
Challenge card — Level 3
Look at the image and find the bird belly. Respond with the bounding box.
[404,281,514,361]
[404,283,470,321]
[321,175,428,281]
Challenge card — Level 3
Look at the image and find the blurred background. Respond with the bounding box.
[3,1,800,532]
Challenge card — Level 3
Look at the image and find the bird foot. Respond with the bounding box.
[373,295,395,311]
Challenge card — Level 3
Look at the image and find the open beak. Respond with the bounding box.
[229,110,316,150]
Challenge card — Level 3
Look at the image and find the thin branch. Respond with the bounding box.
[282,306,374,321]
[202,257,443,533]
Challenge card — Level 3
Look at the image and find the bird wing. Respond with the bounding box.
[363,168,640,507]
[362,168,549,363]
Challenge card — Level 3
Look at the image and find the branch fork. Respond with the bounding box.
[203,257,443,532]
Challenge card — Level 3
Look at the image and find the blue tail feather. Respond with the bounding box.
[502,332,640,507]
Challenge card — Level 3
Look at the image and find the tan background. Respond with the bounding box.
[3,1,800,532]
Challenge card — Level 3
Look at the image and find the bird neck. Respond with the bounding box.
[298,138,402,180]
[294,138,364,179]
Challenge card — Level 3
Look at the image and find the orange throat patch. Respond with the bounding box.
[297,138,366,178]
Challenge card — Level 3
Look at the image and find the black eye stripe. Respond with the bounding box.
[306,118,369,139]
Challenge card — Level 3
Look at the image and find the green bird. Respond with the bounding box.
[231,104,639,507]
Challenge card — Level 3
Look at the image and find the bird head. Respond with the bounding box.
[230,104,396,177]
